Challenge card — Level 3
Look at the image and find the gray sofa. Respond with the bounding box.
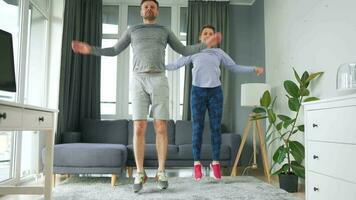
[49,119,241,185]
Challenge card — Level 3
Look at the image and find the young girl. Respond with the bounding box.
[166,25,264,181]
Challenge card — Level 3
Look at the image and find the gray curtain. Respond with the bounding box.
[57,0,102,143]
[183,0,232,132]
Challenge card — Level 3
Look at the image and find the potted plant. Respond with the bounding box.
[252,68,323,192]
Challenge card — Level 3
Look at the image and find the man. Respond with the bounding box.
[72,0,221,193]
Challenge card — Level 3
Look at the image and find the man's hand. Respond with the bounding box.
[206,32,222,48]
[72,41,92,54]
[255,67,264,76]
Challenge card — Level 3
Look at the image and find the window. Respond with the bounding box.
[25,4,48,107]
[0,132,14,182]
[103,5,119,34]
[21,2,49,179]
[101,39,118,115]
[0,0,19,183]
[101,5,119,115]
[20,132,39,178]
[180,7,187,37]
[31,0,48,12]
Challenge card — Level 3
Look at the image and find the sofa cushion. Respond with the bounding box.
[175,120,212,145]
[52,143,127,167]
[126,144,179,160]
[128,120,175,144]
[178,144,230,160]
[81,119,128,144]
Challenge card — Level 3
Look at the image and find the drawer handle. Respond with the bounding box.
[313,187,319,192]
[0,112,7,120]
[38,117,44,122]
[312,123,318,128]
[313,155,319,159]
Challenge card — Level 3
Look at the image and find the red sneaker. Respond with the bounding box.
[194,163,203,181]
[210,163,221,180]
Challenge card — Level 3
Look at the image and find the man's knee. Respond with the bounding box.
[154,120,167,135]
[134,120,147,137]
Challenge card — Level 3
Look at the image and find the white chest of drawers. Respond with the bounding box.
[304,94,356,200]
[0,100,58,200]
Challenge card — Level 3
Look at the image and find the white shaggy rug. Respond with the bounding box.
[47,176,301,200]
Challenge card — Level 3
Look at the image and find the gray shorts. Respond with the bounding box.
[131,72,169,120]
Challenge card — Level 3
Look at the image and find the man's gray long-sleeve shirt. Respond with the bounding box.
[91,24,206,73]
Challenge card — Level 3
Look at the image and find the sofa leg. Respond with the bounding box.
[111,174,118,186]
[127,167,133,178]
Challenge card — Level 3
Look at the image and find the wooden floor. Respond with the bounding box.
[0,167,305,200]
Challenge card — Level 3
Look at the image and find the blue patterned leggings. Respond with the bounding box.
[191,85,223,161]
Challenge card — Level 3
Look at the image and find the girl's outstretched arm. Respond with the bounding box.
[219,49,257,73]
[165,56,193,71]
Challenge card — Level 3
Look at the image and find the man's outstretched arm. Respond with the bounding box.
[72,29,131,56]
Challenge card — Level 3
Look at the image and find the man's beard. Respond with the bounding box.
[143,10,156,21]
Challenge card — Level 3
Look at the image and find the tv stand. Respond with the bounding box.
[0,100,58,200]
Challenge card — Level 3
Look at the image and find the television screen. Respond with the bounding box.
[0,29,16,92]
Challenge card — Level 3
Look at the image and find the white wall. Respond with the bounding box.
[264,0,356,173]
[265,0,356,106]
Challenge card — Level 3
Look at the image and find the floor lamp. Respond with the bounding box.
[230,83,271,183]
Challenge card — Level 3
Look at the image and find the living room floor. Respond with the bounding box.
[0,167,305,200]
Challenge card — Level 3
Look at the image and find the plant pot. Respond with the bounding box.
[278,173,298,193]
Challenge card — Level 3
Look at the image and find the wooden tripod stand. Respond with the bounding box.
[230,113,271,183]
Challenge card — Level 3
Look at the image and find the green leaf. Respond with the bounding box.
[273,145,288,164]
[289,141,305,163]
[260,90,271,107]
[267,109,276,123]
[291,161,305,179]
[299,87,310,96]
[297,125,304,132]
[283,163,291,174]
[293,68,302,85]
[284,80,300,98]
[306,72,324,83]
[288,98,300,112]
[283,119,295,129]
[304,97,320,102]
[276,122,283,131]
[277,115,291,122]
[253,107,266,114]
[301,71,310,87]
[252,116,268,121]
[272,163,290,176]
